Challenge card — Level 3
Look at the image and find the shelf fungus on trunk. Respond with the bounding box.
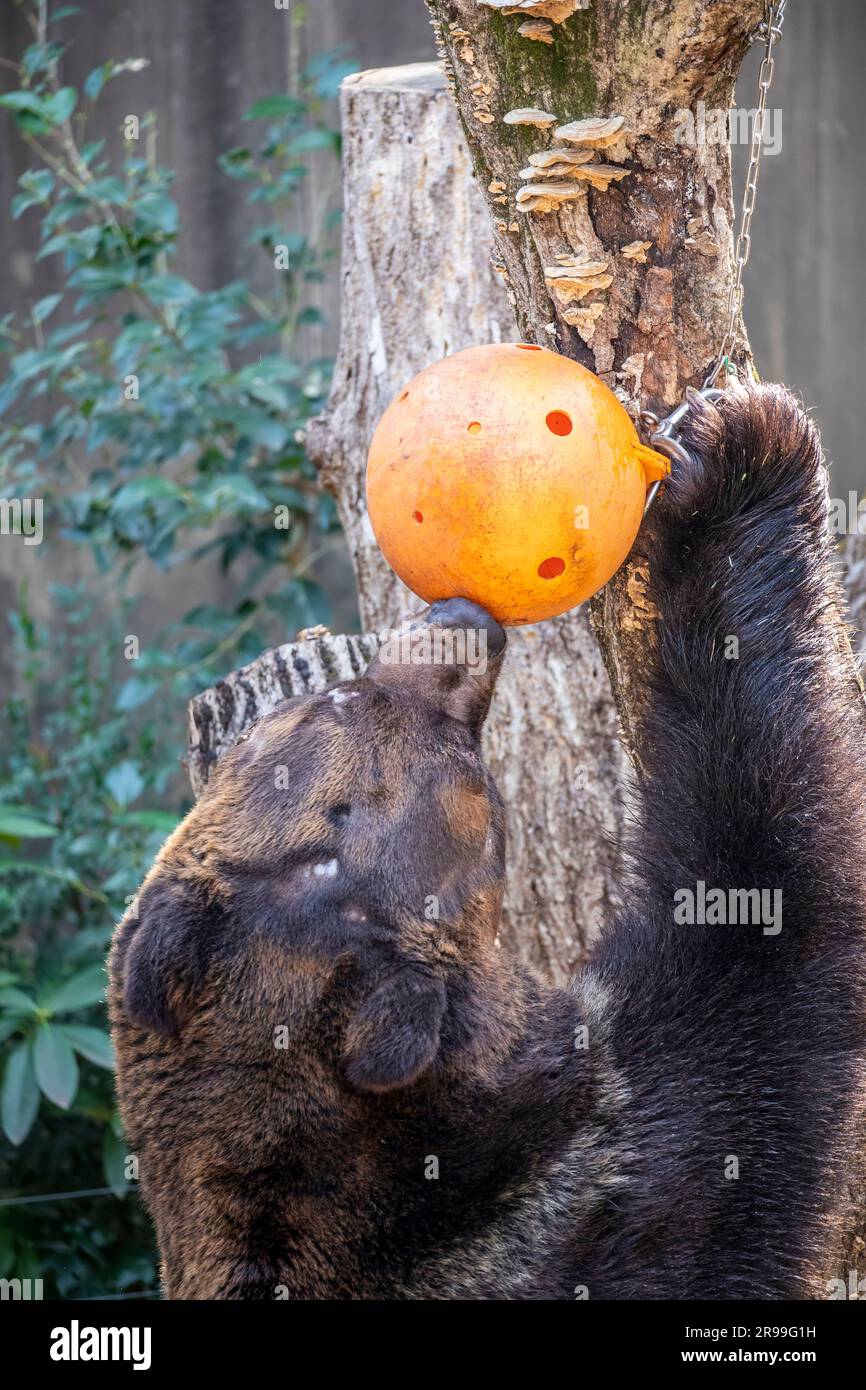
[554,115,627,149]
[517,19,555,42]
[544,257,613,303]
[522,147,597,178]
[503,107,559,127]
[562,301,606,339]
[477,0,588,22]
[621,240,653,263]
[516,179,588,213]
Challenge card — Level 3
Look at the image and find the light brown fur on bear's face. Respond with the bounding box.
[193,672,507,952]
[107,604,538,1298]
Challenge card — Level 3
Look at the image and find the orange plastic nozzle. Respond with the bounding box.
[635,443,671,486]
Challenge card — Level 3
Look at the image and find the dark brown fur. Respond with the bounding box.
[109,389,866,1300]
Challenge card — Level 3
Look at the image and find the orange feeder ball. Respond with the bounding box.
[365,343,670,627]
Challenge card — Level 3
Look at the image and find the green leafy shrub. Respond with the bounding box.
[0,0,351,1297]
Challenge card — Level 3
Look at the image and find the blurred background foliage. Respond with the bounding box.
[0,0,351,1298]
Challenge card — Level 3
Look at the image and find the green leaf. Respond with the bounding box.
[26,170,57,198]
[0,805,58,839]
[287,128,340,156]
[115,676,160,712]
[198,474,272,513]
[56,1024,114,1071]
[135,191,178,234]
[67,264,135,294]
[119,809,179,833]
[0,92,47,116]
[244,94,307,121]
[11,169,54,218]
[33,293,62,323]
[44,87,77,126]
[0,988,39,1018]
[111,478,186,513]
[84,65,107,101]
[0,1017,20,1047]
[85,175,127,204]
[105,760,144,808]
[34,1024,79,1108]
[144,274,198,305]
[38,965,107,1015]
[1,1040,40,1145]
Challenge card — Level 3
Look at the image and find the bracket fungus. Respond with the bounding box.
[504,107,559,128]
[516,180,588,213]
[563,302,606,339]
[519,162,588,180]
[554,115,626,148]
[566,163,630,192]
[529,146,596,170]
[518,19,555,41]
[478,0,589,21]
[544,257,613,303]
[621,240,653,263]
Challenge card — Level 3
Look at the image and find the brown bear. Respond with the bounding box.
[109,385,866,1299]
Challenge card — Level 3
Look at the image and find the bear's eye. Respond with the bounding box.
[328,803,351,826]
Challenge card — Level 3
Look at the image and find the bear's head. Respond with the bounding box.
[110,598,509,1095]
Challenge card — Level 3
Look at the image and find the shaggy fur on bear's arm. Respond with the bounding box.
[557,384,866,1299]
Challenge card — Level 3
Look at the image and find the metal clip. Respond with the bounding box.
[642,385,726,514]
[751,0,786,45]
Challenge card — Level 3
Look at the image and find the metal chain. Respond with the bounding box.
[640,1,789,509]
[704,0,787,387]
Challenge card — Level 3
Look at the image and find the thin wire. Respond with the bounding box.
[75,1289,161,1301]
[0,1185,126,1207]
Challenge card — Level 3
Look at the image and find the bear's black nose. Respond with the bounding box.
[422,597,507,658]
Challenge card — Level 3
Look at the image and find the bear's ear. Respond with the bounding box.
[115,874,213,1035]
[341,965,446,1093]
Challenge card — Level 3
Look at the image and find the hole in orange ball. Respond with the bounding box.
[399,390,409,401]
[467,421,481,434]
[412,510,423,524]
[538,556,565,580]
[517,343,541,351]
[546,410,573,436]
